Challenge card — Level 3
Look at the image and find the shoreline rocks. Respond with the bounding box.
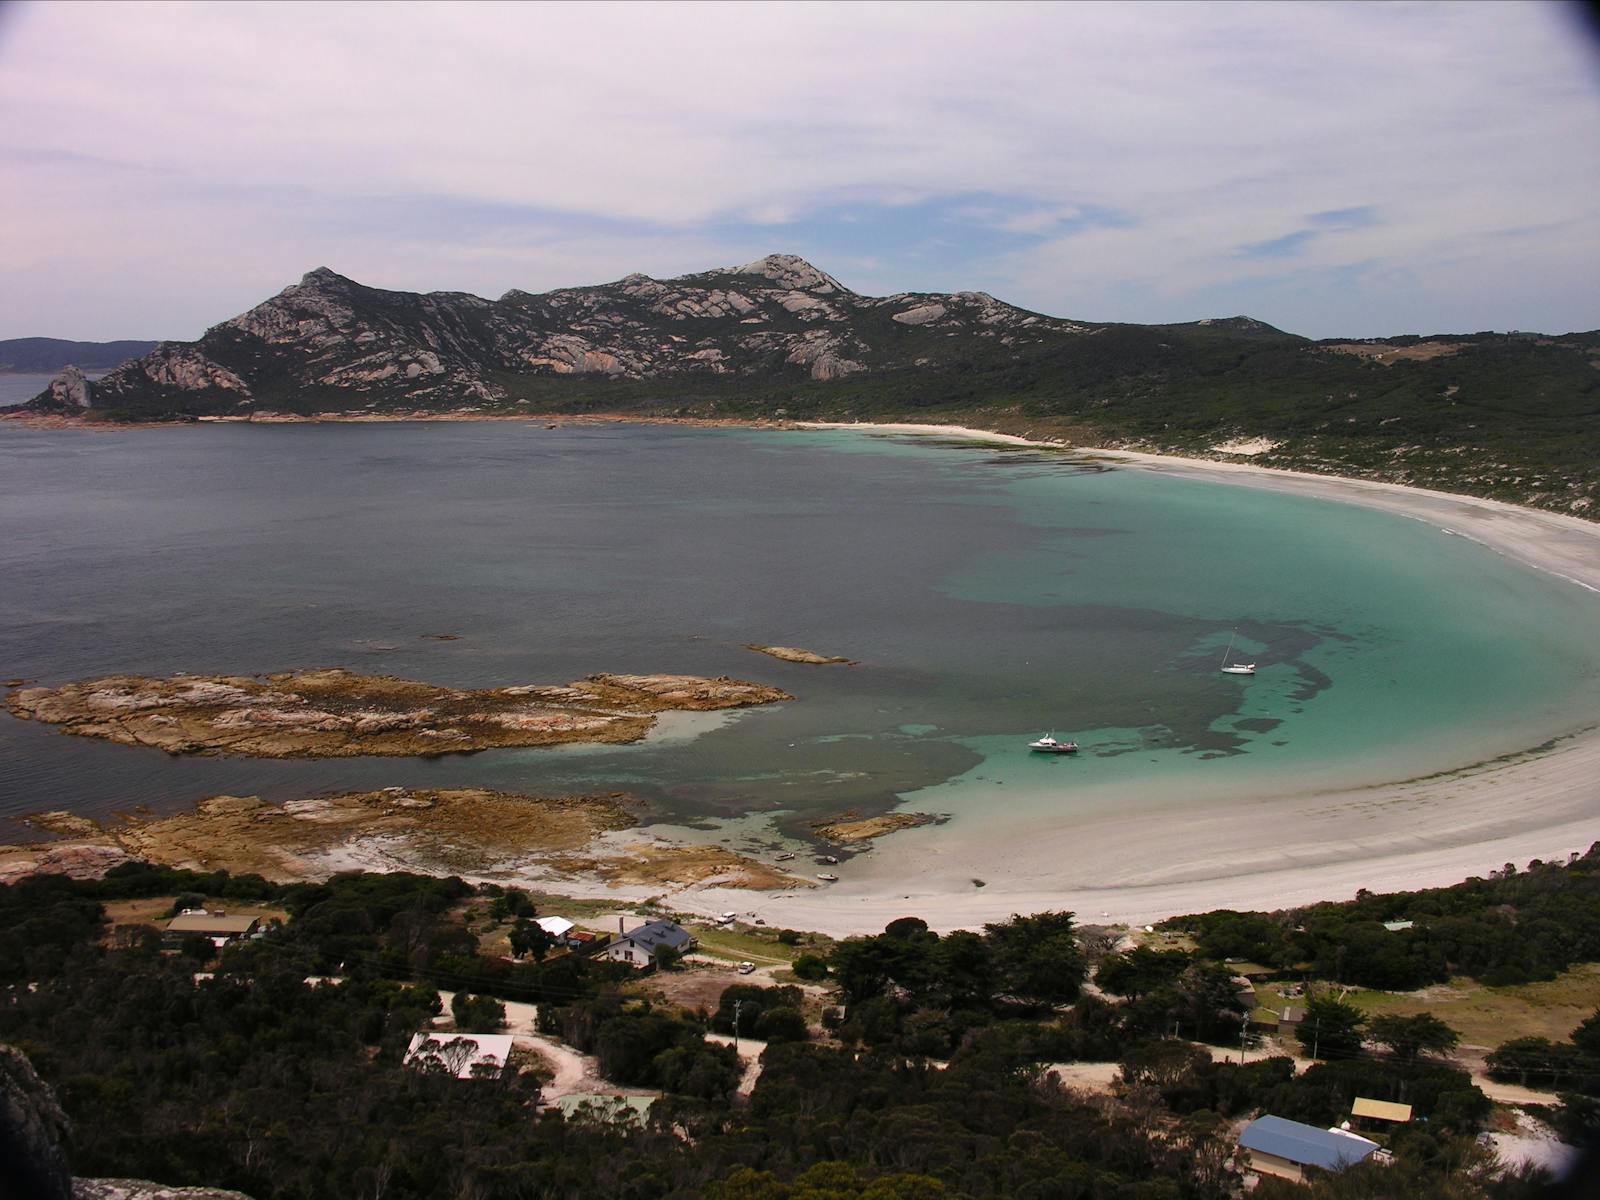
[5,667,791,759]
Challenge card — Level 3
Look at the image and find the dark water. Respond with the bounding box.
[3,422,1598,842]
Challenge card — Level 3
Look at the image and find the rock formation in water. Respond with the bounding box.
[746,644,857,665]
[6,668,792,758]
[1,788,811,892]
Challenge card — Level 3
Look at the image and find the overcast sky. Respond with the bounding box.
[2,0,1597,341]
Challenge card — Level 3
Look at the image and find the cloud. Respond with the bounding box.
[0,0,1596,339]
[1309,207,1379,231]
[1236,230,1319,260]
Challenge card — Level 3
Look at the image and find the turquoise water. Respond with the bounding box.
[2,422,1597,846]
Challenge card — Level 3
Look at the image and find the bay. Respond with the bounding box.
[3,421,1598,852]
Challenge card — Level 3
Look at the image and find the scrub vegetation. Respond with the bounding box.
[6,849,1600,1197]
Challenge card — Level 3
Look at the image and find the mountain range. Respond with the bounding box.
[0,337,159,374]
[15,254,1599,512]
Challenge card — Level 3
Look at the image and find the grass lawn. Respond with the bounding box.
[691,926,822,966]
[1258,964,1600,1050]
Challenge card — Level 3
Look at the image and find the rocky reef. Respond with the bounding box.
[745,644,857,665]
[6,668,791,758]
[2,788,809,892]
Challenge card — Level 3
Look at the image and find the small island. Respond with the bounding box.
[745,644,857,666]
[4,667,791,758]
[812,812,939,843]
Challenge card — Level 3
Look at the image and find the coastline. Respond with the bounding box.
[652,419,1600,935]
[6,409,1598,934]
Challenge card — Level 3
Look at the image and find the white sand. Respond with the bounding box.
[672,422,1600,936]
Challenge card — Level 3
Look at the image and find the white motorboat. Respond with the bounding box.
[1028,734,1078,754]
[1220,631,1256,676]
[816,873,839,882]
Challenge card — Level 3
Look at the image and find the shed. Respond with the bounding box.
[536,915,576,939]
[1352,1097,1413,1124]
[162,911,261,949]
[404,1033,514,1080]
[604,919,697,968]
[1238,1115,1381,1182]
[1278,1005,1306,1032]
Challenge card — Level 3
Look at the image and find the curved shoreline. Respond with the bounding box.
[6,413,1597,932]
[663,420,1600,935]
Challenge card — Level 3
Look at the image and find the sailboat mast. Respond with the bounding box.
[1221,631,1236,667]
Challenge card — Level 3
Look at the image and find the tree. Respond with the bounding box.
[1096,946,1192,998]
[508,918,553,962]
[1170,962,1250,1044]
[1367,1012,1460,1063]
[1570,1008,1600,1059]
[488,888,536,921]
[792,953,828,981]
[1298,995,1365,1060]
[755,1007,810,1043]
[829,937,896,1004]
[1486,1036,1584,1087]
[982,911,1085,1005]
[653,943,682,972]
[451,991,506,1033]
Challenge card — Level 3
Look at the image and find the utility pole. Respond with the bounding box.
[733,998,743,1056]
[1239,1014,1249,1064]
[1312,1019,1320,1061]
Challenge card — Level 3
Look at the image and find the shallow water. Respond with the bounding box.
[3,422,1598,848]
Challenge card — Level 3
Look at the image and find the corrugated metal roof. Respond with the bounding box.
[1352,1097,1413,1122]
[1239,1115,1380,1171]
[166,912,260,934]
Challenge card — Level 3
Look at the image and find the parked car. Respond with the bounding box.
[737,961,756,975]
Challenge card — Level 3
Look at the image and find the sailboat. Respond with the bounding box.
[1220,631,1256,676]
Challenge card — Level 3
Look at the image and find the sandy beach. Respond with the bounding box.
[663,421,1600,936]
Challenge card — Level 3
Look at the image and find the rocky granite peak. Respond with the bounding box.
[299,266,346,286]
[17,252,1099,413]
[46,364,93,408]
[732,253,849,294]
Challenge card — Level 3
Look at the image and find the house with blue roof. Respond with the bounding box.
[1237,1114,1382,1182]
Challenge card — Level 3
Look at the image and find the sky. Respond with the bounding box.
[1,0,1598,341]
